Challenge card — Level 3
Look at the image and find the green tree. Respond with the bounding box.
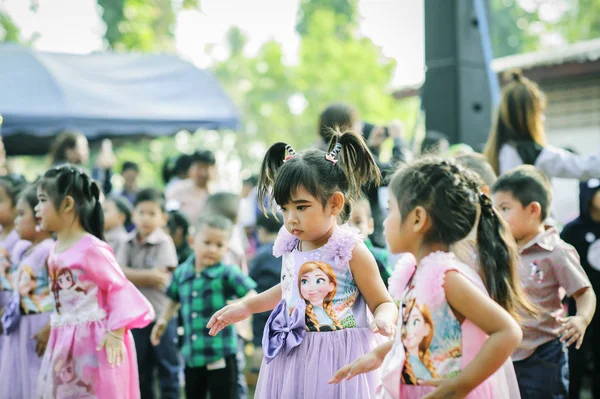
[296,0,358,39]
[97,0,200,51]
[558,0,600,43]
[295,9,411,138]
[0,11,19,42]
[489,0,542,57]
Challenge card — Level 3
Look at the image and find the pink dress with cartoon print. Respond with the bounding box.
[36,235,154,399]
[377,252,521,399]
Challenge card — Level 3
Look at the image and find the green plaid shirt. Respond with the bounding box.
[166,256,256,368]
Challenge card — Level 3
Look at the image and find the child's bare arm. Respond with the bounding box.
[423,271,522,396]
[559,286,596,349]
[207,284,282,336]
[151,299,180,346]
[350,242,398,336]
[121,267,170,289]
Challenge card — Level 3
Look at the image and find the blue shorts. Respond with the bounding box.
[513,338,569,399]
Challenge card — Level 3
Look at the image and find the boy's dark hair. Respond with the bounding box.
[204,192,240,224]
[18,184,39,214]
[421,131,448,155]
[134,188,166,212]
[121,161,139,174]
[167,210,190,237]
[38,164,104,240]
[390,157,536,321]
[258,128,381,224]
[491,165,552,221]
[0,174,27,206]
[107,195,133,226]
[257,212,283,235]
[190,150,216,166]
[318,103,358,143]
[454,153,497,188]
[195,214,233,234]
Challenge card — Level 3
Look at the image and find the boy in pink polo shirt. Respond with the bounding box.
[492,165,596,399]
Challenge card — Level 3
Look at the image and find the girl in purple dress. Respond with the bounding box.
[0,185,54,398]
[208,129,398,398]
[0,175,27,308]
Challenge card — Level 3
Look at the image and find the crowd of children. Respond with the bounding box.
[0,81,599,399]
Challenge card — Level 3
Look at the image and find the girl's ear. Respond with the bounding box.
[412,206,430,234]
[62,196,75,214]
[329,192,345,217]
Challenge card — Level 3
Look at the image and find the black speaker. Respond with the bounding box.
[423,0,498,150]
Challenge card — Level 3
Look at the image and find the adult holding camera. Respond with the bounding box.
[317,103,409,247]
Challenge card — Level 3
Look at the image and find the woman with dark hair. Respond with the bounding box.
[49,131,115,194]
[484,69,600,179]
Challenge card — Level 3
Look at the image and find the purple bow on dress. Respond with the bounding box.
[1,291,21,335]
[263,299,306,364]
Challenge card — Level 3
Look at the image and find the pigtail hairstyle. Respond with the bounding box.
[258,128,381,223]
[476,192,538,320]
[390,157,535,320]
[257,142,288,214]
[38,165,105,241]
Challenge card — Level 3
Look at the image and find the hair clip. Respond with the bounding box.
[284,144,296,162]
[326,143,343,165]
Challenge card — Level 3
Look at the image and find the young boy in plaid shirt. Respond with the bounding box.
[151,214,256,399]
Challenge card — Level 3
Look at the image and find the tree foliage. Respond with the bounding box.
[0,11,20,43]
[97,0,200,51]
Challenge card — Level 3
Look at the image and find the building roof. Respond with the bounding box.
[491,38,600,72]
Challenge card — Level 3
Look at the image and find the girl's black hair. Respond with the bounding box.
[162,154,193,184]
[106,195,133,227]
[50,131,81,165]
[389,157,536,320]
[18,184,39,213]
[0,174,28,206]
[167,210,190,237]
[258,128,381,223]
[38,164,105,240]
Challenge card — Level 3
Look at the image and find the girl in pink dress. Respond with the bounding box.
[34,165,154,399]
[332,157,535,398]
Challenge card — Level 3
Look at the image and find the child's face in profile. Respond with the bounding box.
[103,200,124,232]
[492,190,539,242]
[349,203,374,239]
[193,227,230,268]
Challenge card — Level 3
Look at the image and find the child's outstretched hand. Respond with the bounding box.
[207,301,251,336]
[370,317,396,337]
[97,329,125,368]
[419,378,468,399]
[328,350,383,384]
[558,315,587,349]
[150,319,167,346]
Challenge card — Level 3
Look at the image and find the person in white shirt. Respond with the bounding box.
[484,69,600,180]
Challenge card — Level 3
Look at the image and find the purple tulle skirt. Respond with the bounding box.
[255,327,381,399]
[0,312,51,399]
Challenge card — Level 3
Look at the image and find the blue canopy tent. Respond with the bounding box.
[0,44,240,155]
